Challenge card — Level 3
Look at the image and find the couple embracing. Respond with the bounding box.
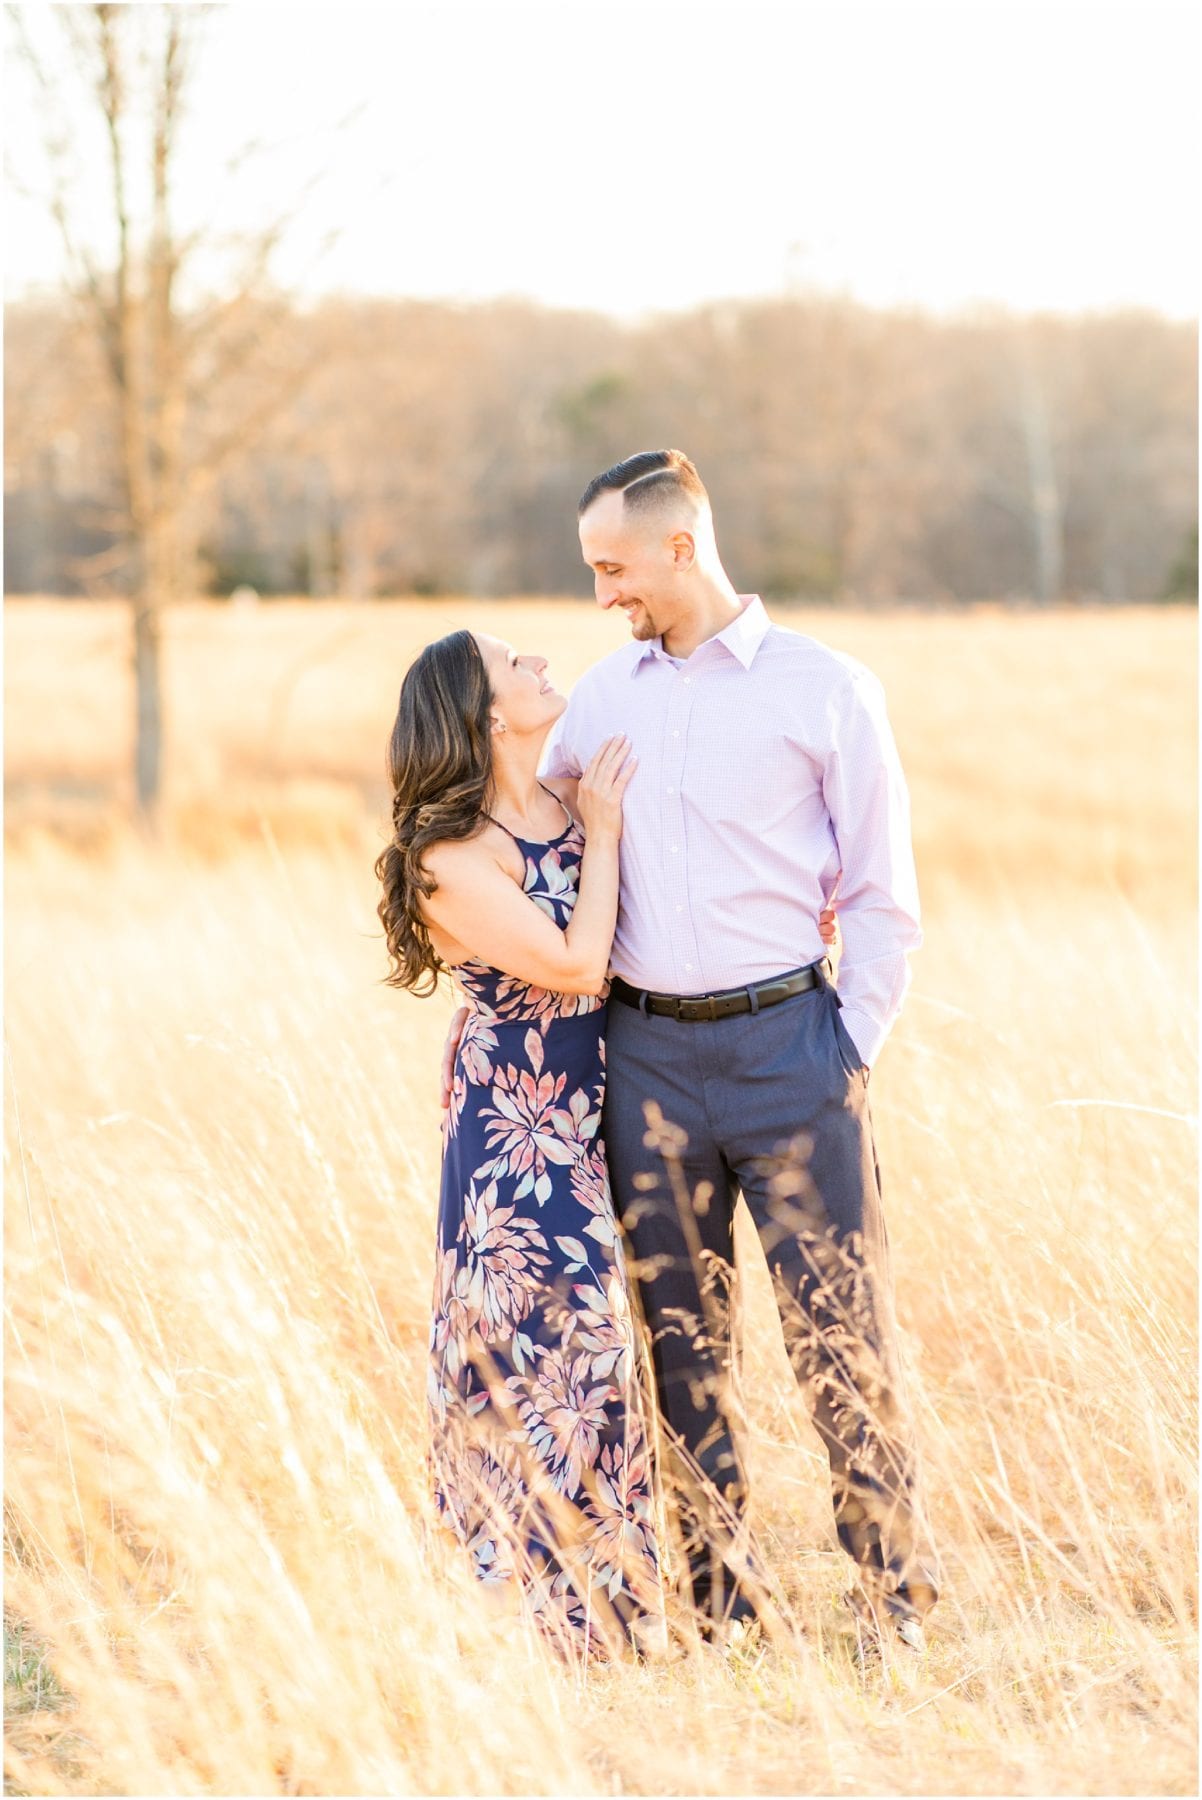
[377,449,941,1664]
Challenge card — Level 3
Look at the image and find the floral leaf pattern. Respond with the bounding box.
[428,812,661,1654]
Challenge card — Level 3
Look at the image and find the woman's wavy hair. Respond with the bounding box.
[375,629,496,993]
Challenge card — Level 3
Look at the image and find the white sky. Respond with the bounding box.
[4,0,1199,319]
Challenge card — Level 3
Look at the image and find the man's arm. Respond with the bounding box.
[539,704,584,780]
[821,668,922,1070]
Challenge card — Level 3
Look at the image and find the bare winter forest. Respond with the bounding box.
[6,295,1197,605]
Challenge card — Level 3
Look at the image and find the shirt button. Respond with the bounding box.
[671,730,679,738]
[676,905,683,913]
[683,677,691,685]
[670,845,679,853]
[666,786,674,795]
[685,963,693,971]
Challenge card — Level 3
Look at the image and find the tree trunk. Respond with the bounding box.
[1015,345,1064,604]
[133,600,162,823]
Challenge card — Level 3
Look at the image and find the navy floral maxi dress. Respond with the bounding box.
[428,801,663,1655]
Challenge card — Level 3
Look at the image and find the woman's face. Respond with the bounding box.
[475,634,567,738]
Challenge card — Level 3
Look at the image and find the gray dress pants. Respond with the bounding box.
[602,959,941,1633]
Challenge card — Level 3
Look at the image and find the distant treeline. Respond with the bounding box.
[5,293,1197,603]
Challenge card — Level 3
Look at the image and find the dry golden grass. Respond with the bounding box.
[4,599,1198,1795]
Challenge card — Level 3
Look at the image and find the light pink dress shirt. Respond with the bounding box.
[541,596,921,1070]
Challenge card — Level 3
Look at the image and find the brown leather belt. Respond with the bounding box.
[608,959,829,1022]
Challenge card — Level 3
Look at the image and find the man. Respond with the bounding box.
[445,448,940,1657]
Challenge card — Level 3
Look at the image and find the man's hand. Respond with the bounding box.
[819,905,841,953]
[440,1005,469,1108]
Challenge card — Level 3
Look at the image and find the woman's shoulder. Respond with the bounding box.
[422,821,523,887]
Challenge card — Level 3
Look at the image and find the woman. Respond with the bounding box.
[376,628,663,1658]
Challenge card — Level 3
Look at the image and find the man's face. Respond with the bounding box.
[579,489,685,642]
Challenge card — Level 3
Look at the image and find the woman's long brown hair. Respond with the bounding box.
[375,630,495,993]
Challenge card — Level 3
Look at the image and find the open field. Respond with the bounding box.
[5,600,1198,1795]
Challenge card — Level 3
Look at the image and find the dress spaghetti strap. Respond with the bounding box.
[486,782,574,845]
[539,781,575,836]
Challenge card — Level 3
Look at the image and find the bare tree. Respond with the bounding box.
[7,3,338,821]
[1012,328,1064,604]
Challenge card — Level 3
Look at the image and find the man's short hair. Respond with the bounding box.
[577,448,709,519]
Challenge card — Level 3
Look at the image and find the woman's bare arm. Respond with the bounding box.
[422,735,634,998]
[422,835,613,996]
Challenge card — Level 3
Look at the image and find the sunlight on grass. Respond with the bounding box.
[4,602,1196,1795]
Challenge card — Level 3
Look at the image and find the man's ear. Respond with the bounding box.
[669,530,696,571]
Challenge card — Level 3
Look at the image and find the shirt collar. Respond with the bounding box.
[630,594,769,675]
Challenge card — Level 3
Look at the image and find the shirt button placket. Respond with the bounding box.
[664,666,701,991]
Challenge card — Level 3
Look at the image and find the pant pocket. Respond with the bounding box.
[827,989,866,1080]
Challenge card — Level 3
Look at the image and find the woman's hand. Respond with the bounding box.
[819,905,840,951]
[577,734,637,842]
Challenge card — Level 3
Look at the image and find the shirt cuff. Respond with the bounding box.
[837,1004,886,1071]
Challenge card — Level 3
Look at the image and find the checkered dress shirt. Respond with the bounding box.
[542,595,922,1069]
